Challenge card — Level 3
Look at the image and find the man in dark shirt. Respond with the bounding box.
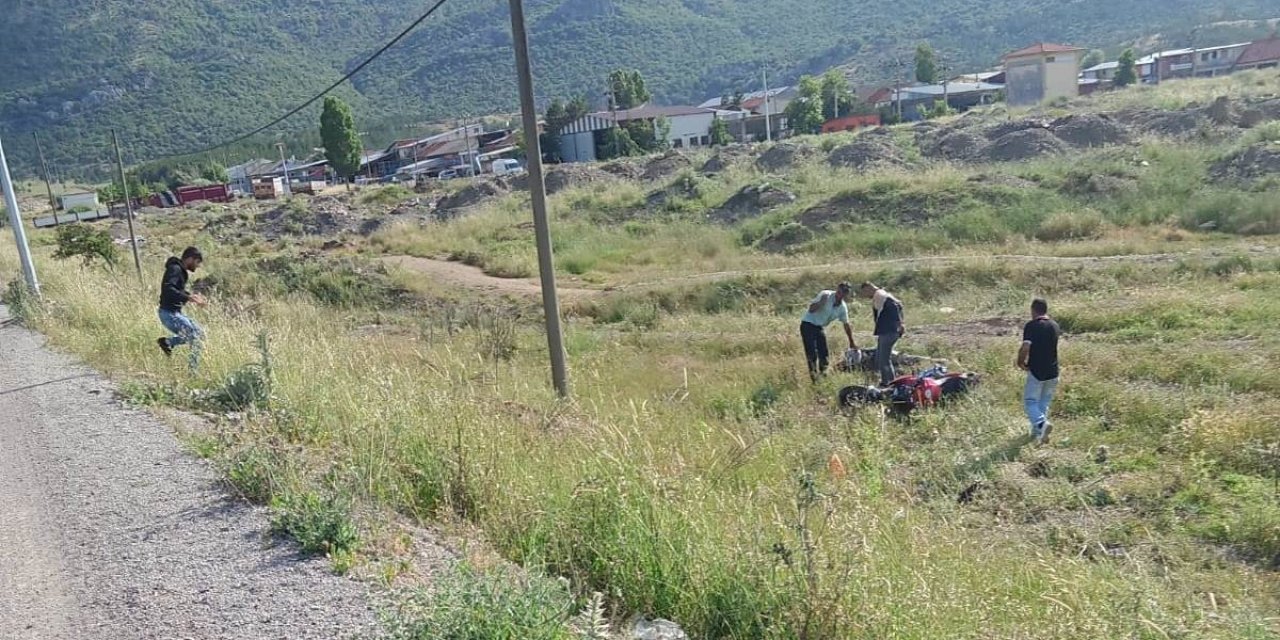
[157,247,206,371]
[1018,298,1061,444]
[858,282,905,386]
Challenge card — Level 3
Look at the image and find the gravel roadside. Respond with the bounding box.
[0,305,383,639]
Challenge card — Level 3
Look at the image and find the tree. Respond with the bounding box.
[820,69,857,120]
[710,117,733,146]
[320,96,362,186]
[607,69,651,110]
[201,163,229,183]
[1114,49,1138,87]
[598,127,641,160]
[53,224,118,269]
[915,43,938,84]
[784,75,826,135]
[1082,49,1106,70]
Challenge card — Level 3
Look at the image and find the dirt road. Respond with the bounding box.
[0,307,379,639]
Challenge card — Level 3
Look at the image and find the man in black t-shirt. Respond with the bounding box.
[1017,298,1061,444]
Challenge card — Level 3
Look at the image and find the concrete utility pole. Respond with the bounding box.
[33,132,57,212]
[276,142,292,197]
[506,0,570,398]
[111,129,143,282]
[762,69,773,142]
[0,133,41,297]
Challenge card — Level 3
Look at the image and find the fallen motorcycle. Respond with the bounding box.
[838,364,980,415]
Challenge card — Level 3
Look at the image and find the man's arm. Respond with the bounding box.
[843,322,856,350]
[808,294,827,314]
[1017,341,1031,370]
[162,265,191,303]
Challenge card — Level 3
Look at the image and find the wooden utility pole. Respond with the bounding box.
[33,132,57,212]
[112,129,143,282]
[506,0,570,398]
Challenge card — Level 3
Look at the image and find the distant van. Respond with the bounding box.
[491,159,524,176]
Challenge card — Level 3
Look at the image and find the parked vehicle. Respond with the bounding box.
[175,184,233,205]
[437,169,460,180]
[491,158,524,176]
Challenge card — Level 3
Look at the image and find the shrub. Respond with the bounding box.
[360,184,416,205]
[1034,209,1105,241]
[1183,191,1280,235]
[270,490,359,555]
[386,564,574,640]
[2,279,39,325]
[52,223,119,268]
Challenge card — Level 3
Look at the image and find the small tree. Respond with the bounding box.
[599,127,641,160]
[784,75,826,135]
[1081,49,1106,70]
[53,224,119,269]
[1114,49,1138,87]
[820,69,856,120]
[915,43,938,84]
[201,163,229,183]
[607,69,651,109]
[320,96,363,187]
[710,117,733,146]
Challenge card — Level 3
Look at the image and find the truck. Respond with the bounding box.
[491,158,524,176]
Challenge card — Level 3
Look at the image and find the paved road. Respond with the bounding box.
[0,306,379,639]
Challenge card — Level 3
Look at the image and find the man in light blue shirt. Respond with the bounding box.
[800,282,857,380]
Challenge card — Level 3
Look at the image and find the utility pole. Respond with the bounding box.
[276,142,292,197]
[506,0,569,398]
[112,129,143,282]
[33,132,57,212]
[762,69,773,142]
[1,134,41,296]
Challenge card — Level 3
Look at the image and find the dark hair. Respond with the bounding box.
[837,282,852,293]
[859,282,876,291]
[181,246,203,262]
[1031,298,1049,315]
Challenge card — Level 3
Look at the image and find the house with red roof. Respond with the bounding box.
[1233,37,1280,72]
[1002,42,1086,106]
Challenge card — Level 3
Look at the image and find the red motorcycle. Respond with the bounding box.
[838,365,980,415]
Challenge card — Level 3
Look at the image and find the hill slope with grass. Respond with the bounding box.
[2,0,1278,176]
[3,73,1280,638]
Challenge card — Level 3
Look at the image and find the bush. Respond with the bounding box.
[361,184,415,205]
[2,280,39,326]
[52,223,118,268]
[386,564,574,640]
[1183,191,1280,235]
[270,490,359,555]
[1034,209,1105,241]
[939,209,1009,243]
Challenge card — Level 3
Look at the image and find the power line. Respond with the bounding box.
[158,0,452,161]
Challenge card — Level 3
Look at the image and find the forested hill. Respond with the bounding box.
[1,0,1276,176]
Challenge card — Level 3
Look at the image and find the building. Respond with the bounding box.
[58,192,100,212]
[950,70,1007,85]
[1081,61,1118,82]
[1003,43,1086,106]
[1193,42,1252,77]
[556,105,723,163]
[886,82,1006,121]
[699,86,797,117]
[1233,37,1280,71]
[1154,48,1196,82]
[228,159,281,194]
[820,114,882,133]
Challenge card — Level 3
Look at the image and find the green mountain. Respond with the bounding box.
[1,0,1276,177]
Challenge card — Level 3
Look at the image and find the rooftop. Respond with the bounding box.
[1236,37,1280,66]
[1083,61,1119,72]
[589,105,715,121]
[899,82,1005,97]
[1004,42,1085,59]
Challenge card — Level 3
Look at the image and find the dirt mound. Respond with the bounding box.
[984,119,1051,141]
[1120,108,1210,138]
[919,129,988,161]
[646,174,704,210]
[257,196,362,238]
[982,129,1069,162]
[708,183,797,224]
[1204,96,1240,127]
[1049,114,1131,148]
[436,180,507,214]
[756,223,814,253]
[967,173,1038,190]
[755,143,817,172]
[827,137,907,171]
[543,164,615,194]
[1059,172,1137,197]
[642,151,692,181]
[797,189,965,228]
[1209,143,1280,183]
[599,159,644,180]
[701,147,752,173]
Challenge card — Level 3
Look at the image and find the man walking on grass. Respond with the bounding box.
[858,282,905,386]
[1018,298,1061,445]
[157,247,206,371]
[800,282,857,380]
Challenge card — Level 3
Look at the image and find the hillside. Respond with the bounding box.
[1,0,1277,176]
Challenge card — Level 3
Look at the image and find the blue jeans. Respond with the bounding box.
[875,333,899,386]
[1023,374,1059,434]
[159,308,203,371]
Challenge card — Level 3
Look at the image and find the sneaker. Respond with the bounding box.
[157,337,173,357]
[1030,421,1043,440]
[1038,421,1054,445]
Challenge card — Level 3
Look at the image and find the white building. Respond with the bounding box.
[556,105,726,163]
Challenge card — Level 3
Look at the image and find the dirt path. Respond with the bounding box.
[0,307,380,639]
[380,255,602,299]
